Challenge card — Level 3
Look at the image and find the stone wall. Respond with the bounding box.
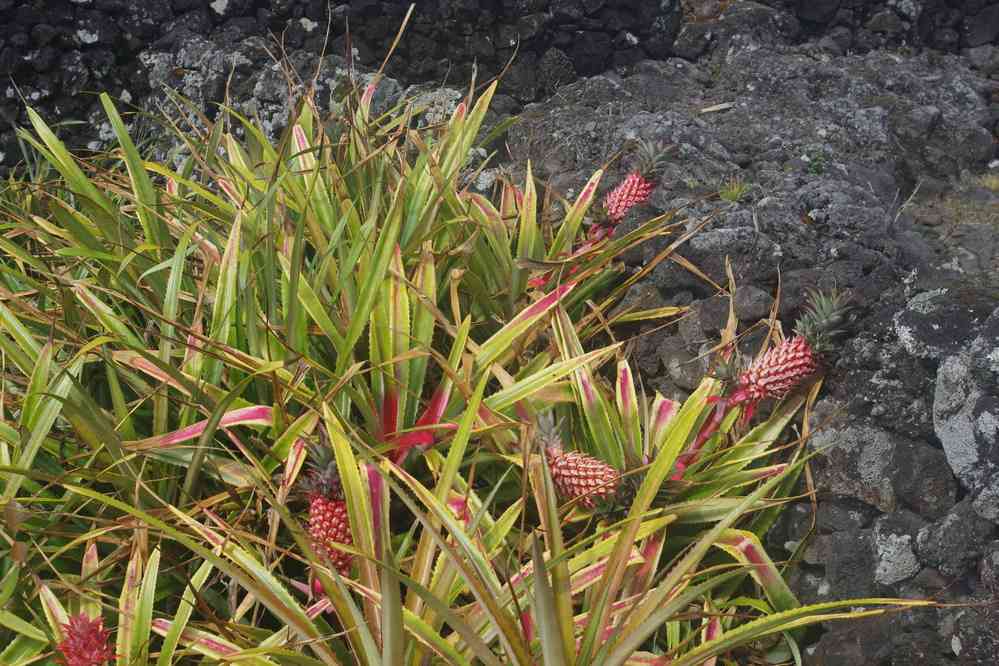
[0,0,684,168]
[758,0,999,51]
[4,1,999,168]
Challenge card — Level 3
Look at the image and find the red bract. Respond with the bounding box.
[527,273,549,289]
[386,386,456,464]
[586,223,614,243]
[448,496,472,527]
[56,614,114,666]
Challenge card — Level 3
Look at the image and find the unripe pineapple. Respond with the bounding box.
[547,448,621,509]
[603,173,657,224]
[732,289,849,409]
[601,140,669,224]
[537,413,620,509]
[302,443,353,577]
[736,335,818,403]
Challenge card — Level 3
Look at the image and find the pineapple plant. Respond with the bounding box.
[0,57,928,666]
[301,441,354,577]
[528,140,671,289]
[673,289,849,478]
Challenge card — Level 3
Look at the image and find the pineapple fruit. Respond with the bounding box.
[735,335,819,404]
[302,443,354,577]
[538,413,620,510]
[600,139,669,225]
[731,289,849,413]
[56,613,115,666]
[602,172,657,225]
[547,448,621,509]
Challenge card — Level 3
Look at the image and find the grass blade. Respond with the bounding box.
[133,547,160,665]
[156,559,215,666]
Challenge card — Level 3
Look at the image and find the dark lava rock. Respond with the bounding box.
[797,0,841,25]
[962,4,999,48]
[892,288,991,361]
[1,0,690,169]
[872,510,925,585]
[537,48,577,95]
[889,437,957,520]
[207,0,255,21]
[933,308,999,498]
[979,540,999,594]
[567,30,613,76]
[867,10,905,36]
[805,528,879,599]
[815,498,880,534]
[916,500,996,578]
[831,329,938,441]
[947,606,999,663]
[733,285,775,322]
[806,614,896,666]
[658,335,708,391]
[966,44,999,76]
[808,421,900,513]
[504,51,541,102]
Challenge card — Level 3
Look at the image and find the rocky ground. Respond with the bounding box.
[3,1,999,664]
[505,5,999,664]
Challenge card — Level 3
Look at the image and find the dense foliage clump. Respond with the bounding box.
[0,68,925,666]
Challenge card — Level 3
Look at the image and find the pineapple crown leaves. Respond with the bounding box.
[300,438,344,501]
[792,288,851,355]
[625,138,674,178]
[535,411,564,452]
